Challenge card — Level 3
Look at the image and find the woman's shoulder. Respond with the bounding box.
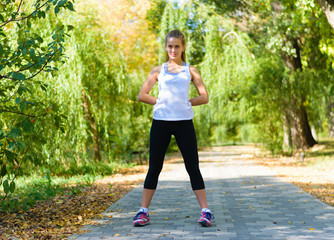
[147,65,162,81]
[188,65,201,76]
[188,64,199,72]
[150,65,162,75]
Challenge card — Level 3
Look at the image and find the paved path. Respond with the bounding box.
[69,146,334,240]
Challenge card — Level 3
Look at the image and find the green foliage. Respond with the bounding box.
[149,0,334,152]
[146,0,167,34]
[0,0,74,202]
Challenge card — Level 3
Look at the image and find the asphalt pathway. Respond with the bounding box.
[69,146,334,240]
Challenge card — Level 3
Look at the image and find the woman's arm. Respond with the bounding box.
[189,65,209,106]
[137,66,161,105]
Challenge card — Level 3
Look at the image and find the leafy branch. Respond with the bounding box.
[0,0,49,28]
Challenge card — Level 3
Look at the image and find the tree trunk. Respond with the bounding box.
[329,100,334,138]
[317,0,334,30]
[283,111,293,151]
[82,90,101,161]
[284,101,317,149]
[281,38,317,149]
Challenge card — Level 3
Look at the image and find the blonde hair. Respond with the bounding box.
[165,29,186,62]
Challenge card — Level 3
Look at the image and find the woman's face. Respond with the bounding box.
[165,37,185,61]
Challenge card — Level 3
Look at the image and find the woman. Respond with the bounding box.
[134,29,213,227]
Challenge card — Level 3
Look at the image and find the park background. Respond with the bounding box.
[1,0,334,238]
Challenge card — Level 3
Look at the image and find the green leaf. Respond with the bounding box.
[22,47,27,56]
[29,48,35,58]
[10,181,15,193]
[0,44,3,55]
[18,85,27,95]
[41,84,47,91]
[8,142,15,151]
[0,65,3,72]
[16,141,25,150]
[7,128,20,138]
[4,150,14,161]
[27,20,31,29]
[67,1,75,11]
[58,0,67,6]
[67,25,74,31]
[12,72,25,81]
[1,165,7,177]
[54,5,60,14]
[3,179,9,194]
[0,14,4,22]
[20,101,25,111]
[22,120,34,132]
[36,36,43,43]
[25,101,35,105]
[15,97,20,104]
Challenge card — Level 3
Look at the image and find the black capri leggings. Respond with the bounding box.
[144,119,205,191]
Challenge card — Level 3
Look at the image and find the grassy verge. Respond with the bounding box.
[0,161,135,212]
[0,162,150,239]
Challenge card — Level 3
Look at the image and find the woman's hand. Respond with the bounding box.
[138,66,161,105]
[189,66,209,106]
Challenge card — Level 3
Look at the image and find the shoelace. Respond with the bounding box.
[203,212,215,220]
[133,211,147,220]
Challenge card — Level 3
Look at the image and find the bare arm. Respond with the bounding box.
[137,66,161,105]
[189,66,209,106]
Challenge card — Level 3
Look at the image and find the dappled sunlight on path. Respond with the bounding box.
[69,146,334,240]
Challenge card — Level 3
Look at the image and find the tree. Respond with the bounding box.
[0,0,74,204]
[318,0,334,29]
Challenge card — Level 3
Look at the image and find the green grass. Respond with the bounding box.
[0,160,136,212]
[305,139,334,170]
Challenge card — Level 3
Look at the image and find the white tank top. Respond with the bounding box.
[153,62,194,121]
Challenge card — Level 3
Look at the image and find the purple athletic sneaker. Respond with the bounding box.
[198,211,214,227]
[133,210,150,226]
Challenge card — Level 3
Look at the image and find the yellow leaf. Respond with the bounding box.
[163,218,169,220]
[115,233,121,236]
[308,228,314,231]
[210,190,215,192]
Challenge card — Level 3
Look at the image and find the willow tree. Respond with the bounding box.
[153,0,257,145]
[29,0,135,169]
[148,0,334,152]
